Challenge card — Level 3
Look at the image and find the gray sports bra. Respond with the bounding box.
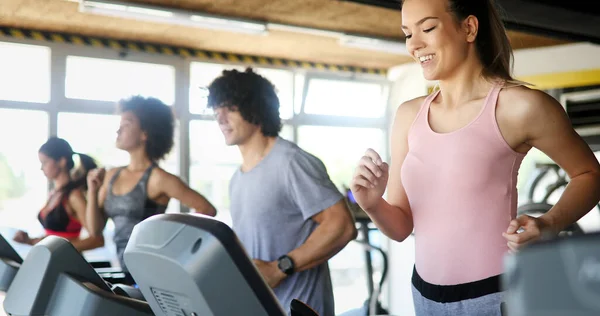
[104,164,167,271]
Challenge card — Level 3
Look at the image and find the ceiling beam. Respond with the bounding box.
[340,0,600,44]
[498,0,600,44]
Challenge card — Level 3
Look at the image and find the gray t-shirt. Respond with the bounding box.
[229,137,343,316]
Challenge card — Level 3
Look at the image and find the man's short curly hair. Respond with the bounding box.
[118,95,175,161]
[206,68,282,137]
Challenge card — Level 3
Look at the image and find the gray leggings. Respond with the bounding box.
[411,266,505,316]
[412,285,504,316]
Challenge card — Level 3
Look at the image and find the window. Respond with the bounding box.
[65,56,175,105]
[58,113,180,213]
[189,62,295,119]
[303,78,386,118]
[0,42,50,103]
[297,126,386,190]
[189,120,293,225]
[0,109,48,231]
[58,113,128,168]
[189,120,240,225]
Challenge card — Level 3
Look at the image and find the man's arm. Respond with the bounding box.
[254,199,357,288]
[287,199,357,272]
[254,151,357,288]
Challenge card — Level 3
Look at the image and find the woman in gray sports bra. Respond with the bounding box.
[85,96,217,283]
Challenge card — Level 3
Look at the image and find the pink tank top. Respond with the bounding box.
[401,81,526,285]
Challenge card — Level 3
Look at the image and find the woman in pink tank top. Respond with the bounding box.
[350,0,600,315]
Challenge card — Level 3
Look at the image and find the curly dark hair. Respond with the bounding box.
[118,95,175,161]
[206,68,282,137]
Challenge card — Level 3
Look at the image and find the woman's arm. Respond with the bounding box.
[70,235,105,252]
[13,230,44,245]
[351,97,423,242]
[155,169,217,216]
[503,88,600,250]
[68,189,92,231]
[86,168,110,236]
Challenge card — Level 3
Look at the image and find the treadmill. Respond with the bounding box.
[2,213,319,316]
[2,235,151,316]
[0,233,22,292]
[124,213,318,316]
[0,230,129,293]
[503,232,600,316]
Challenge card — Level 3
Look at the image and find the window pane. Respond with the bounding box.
[189,62,244,115]
[58,113,180,213]
[304,79,386,118]
[189,120,293,225]
[189,63,295,119]
[297,126,386,190]
[65,56,175,104]
[0,42,50,103]
[0,109,48,231]
[280,125,294,142]
[189,120,241,225]
[58,113,128,168]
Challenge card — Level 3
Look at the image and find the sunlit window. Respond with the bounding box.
[303,78,386,118]
[0,109,49,232]
[65,56,175,105]
[297,126,386,190]
[58,113,128,168]
[0,42,50,103]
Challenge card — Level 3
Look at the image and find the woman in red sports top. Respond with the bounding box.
[13,137,104,252]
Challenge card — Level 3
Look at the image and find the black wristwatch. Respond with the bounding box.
[277,255,295,276]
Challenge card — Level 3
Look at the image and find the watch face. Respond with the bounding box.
[278,256,294,275]
[280,257,293,270]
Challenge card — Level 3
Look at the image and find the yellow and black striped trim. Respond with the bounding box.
[0,27,387,76]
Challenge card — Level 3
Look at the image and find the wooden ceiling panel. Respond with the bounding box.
[0,0,570,69]
[125,0,407,39]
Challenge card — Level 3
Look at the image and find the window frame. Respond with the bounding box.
[0,36,392,211]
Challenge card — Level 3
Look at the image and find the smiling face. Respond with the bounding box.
[214,105,261,146]
[401,0,477,81]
